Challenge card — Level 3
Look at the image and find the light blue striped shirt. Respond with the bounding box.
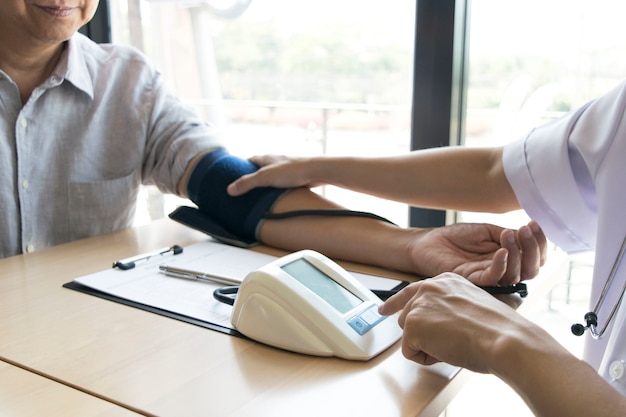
[0,33,222,258]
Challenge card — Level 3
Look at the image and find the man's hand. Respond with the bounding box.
[409,221,546,287]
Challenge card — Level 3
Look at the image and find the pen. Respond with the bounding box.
[159,265,241,286]
[113,245,183,270]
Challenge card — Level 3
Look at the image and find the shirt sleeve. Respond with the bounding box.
[140,66,224,195]
[503,98,600,253]
[504,80,626,254]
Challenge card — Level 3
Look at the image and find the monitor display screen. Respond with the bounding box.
[281,258,363,314]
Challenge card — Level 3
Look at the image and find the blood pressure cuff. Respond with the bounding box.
[185,149,287,244]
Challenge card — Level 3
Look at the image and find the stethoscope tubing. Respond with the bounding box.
[573,234,626,339]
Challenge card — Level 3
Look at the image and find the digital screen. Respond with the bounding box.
[281,259,363,314]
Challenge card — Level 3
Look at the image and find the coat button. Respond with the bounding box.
[609,360,625,381]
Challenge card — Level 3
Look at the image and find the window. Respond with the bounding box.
[461,0,626,229]
[108,0,416,227]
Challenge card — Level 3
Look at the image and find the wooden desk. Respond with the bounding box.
[0,360,141,416]
[0,219,472,417]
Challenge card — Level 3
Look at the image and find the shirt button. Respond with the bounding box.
[609,360,625,381]
[20,118,27,128]
[25,244,35,253]
[22,180,29,189]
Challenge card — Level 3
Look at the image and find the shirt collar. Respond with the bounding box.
[57,34,95,99]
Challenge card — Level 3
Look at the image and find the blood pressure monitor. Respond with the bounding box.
[230,250,402,360]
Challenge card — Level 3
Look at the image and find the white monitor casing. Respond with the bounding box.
[231,250,402,360]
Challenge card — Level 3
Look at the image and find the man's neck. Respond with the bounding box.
[0,35,66,104]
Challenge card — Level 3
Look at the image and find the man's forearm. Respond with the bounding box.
[257,188,421,274]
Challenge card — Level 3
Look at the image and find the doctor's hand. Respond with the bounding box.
[228,155,321,195]
[411,221,546,287]
[378,274,626,417]
[378,273,538,373]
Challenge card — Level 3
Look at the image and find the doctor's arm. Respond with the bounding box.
[178,150,545,285]
[379,275,626,417]
[227,146,520,214]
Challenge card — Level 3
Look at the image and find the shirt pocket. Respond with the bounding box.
[67,171,140,241]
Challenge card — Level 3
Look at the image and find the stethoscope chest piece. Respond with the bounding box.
[571,234,626,339]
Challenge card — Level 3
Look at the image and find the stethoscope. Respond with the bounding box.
[571,234,626,339]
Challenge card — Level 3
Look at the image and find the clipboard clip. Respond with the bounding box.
[112,245,183,270]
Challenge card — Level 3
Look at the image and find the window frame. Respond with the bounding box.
[80,1,112,43]
[410,0,469,227]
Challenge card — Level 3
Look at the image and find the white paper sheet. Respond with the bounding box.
[72,240,405,331]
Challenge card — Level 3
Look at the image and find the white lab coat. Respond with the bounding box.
[503,80,626,395]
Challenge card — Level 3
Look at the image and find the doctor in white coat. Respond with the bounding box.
[228,80,626,416]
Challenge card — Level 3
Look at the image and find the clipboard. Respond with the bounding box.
[63,240,407,339]
[62,280,246,338]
